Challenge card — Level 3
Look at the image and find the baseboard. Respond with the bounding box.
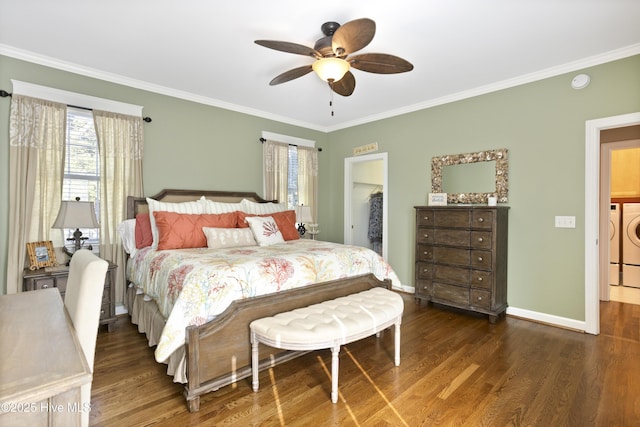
[506,306,586,332]
[116,303,128,316]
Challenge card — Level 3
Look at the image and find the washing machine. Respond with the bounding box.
[610,203,620,285]
[622,203,640,288]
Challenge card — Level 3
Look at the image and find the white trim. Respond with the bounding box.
[344,152,389,261]
[585,112,640,335]
[506,306,586,332]
[4,43,639,133]
[261,131,315,148]
[10,79,143,116]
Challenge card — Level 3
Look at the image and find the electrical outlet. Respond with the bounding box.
[555,216,576,228]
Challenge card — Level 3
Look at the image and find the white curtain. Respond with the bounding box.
[93,110,144,306]
[297,145,318,222]
[7,95,66,294]
[263,140,289,204]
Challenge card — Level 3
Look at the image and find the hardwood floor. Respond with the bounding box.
[90,294,640,426]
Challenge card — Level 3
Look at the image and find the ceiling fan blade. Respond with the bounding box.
[269,65,314,85]
[331,18,376,56]
[330,71,356,96]
[349,53,414,74]
[255,40,320,58]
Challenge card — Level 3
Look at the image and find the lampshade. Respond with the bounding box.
[296,205,313,224]
[53,200,100,229]
[312,58,350,82]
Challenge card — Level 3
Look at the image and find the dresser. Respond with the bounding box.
[414,206,509,322]
[23,261,118,332]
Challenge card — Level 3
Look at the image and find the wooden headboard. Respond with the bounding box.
[127,189,275,219]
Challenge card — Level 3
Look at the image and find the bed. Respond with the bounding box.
[123,189,400,412]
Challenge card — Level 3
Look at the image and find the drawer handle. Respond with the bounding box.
[424,234,429,238]
[477,277,483,282]
[424,216,430,221]
[101,309,105,314]
[477,237,484,243]
[477,296,483,301]
[42,284,49,289]
[478,256,484,262]
[424,251,430,256]
[478,218,484,223]
[423,268,429,273]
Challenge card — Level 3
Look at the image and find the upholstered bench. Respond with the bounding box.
[250,287,404,403]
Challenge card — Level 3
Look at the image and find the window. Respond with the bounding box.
[287,145,299,209]
[61,107,100,244]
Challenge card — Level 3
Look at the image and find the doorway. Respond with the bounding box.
[344,153,388,260]
[585,112,640,335]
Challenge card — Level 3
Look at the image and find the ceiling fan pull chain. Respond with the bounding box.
[329,84,335,116]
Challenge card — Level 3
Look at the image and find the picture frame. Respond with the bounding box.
[26,241,58,270]
[428,193,448,206]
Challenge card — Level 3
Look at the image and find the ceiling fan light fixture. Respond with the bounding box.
[312,57,350,82]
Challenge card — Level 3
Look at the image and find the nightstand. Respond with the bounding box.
[23,261,118,332]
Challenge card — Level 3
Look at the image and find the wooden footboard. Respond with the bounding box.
[183,273,390,412]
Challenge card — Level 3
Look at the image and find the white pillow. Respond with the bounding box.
[200,197,243,214]
[203,227,257,249]
[117,219,137,256]
[245,216,285,246]
[240,199,287,215]
[146,197,206,248]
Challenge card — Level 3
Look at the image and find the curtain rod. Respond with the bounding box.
[0,89,152,123]
[259,137,322,152]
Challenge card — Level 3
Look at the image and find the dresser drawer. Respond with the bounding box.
[434,210,470,228]
[470,289,491,310]
[434,265,469,286]
[415,279,432,298]
[417,209,434,226]
[434,246,469,266]
[417,244,433,261]
[433,283,469,306]
[416,262,433,279]
[416,228,434,244]
[435,229,469,246]
[472,210,493,230]
[31,277,55,291]
[471,231,492,249]
[471,250,492,269]
[471,270,492,289]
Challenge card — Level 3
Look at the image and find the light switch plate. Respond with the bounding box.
[555,216,576,228]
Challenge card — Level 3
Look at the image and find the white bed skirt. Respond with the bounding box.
[126,285,187,383]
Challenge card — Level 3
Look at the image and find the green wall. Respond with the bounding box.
[0,55,329,295]
[2,53,639,323]
[326,55,640,321]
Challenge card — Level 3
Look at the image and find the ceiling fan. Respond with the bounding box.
[255,18,413,97]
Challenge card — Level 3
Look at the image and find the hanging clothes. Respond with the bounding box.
[368,192,383,255]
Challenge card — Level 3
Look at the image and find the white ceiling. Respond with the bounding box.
[1,1,639,132]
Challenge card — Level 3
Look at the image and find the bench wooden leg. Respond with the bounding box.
[331,345,340,403]
[251,331,259,392]
[395,320,401,366]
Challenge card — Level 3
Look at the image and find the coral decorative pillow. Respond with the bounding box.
[203,227,257,249]
[154,211,237,250]
[135,213,153,249]
[237,210,299,241]
[245,216,285,246]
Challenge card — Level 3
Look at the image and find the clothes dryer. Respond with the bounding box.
[622,203,640,288]
[610,203,620,285]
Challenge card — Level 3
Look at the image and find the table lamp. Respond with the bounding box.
[53,197,100,257]
[295,205,312,237]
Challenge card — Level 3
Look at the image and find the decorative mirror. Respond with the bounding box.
[431,148,508,204]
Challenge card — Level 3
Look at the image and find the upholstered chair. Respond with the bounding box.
[64,249,108,427]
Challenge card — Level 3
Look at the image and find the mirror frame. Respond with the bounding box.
[431,148,509,204]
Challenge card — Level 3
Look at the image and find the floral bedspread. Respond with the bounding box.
[127,239,401,362]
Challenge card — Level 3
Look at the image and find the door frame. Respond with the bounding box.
[344,152,388,260]
[585,112,640,335]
